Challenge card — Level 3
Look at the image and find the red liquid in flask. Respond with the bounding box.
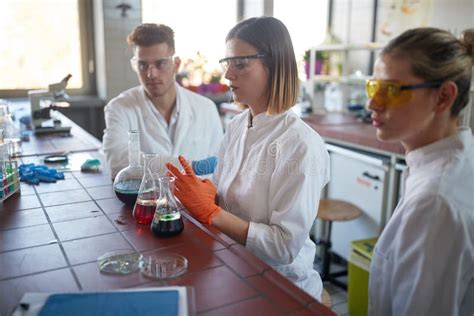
[133,198,156,225]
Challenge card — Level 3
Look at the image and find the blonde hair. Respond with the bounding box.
[382,27,474,116]
[225,17,299,114]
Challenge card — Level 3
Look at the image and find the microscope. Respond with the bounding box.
[28,74,72,134]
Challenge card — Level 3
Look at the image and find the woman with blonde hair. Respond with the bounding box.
[366,27,474,315]
[167,17,329,300]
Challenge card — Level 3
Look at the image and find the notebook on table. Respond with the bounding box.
[12,286,194,316]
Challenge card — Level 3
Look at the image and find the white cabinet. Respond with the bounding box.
[324,144,390,260]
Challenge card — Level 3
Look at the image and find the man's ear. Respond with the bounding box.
[174,56,181,71]
[435,81,457,114]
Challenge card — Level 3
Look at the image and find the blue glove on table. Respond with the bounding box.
[192,156,218,176]
[19,163,65,185]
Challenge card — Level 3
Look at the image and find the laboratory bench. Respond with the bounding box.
[0,113,334,315]
[302,112,405,157]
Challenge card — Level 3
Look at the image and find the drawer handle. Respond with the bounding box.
[362,171,380,181]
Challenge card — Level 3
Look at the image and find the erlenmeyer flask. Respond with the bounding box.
[133,153,159,225]
[151,176,184,237]
[113,130,143,205]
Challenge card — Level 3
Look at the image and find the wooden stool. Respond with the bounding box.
[316,199,362,290]
[321,288,332,309]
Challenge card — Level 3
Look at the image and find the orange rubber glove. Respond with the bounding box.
[166,156,221,224]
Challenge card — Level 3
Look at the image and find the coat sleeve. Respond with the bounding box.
[246,138,329,265]
[103,100,132,178]
[388,195,465,316]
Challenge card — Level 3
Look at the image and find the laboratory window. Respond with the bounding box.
[142,0,238,88]
[0,0,95,97]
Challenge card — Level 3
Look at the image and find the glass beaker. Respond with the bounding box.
[133,153,160,225]
[113,130,143,205]
[151,176,184,237]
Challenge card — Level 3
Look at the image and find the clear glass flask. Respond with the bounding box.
[113,130,143,205]
[133,153,160,225]
[151,176,184,237]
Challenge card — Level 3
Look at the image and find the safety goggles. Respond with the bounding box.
[130,56,175,73]
[365,79,443,107]
[219,53,266,74]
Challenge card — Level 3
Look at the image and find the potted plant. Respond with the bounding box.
[304,50,329,78]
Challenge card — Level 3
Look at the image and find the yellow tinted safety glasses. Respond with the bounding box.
[365,79,442,107]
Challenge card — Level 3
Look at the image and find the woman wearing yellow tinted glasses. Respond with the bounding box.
[367,28,474,316]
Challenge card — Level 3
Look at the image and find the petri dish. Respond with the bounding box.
[141,253,188,280]
[98,249,143,275]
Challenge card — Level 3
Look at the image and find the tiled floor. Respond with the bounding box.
[324,280,349,316]
[315,258,350,315]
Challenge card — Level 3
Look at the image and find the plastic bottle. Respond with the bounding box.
[0,102,21,156]
[324,82,343,112]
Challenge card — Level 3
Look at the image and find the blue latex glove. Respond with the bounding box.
[19,163,65,184]
[192,156,218,176]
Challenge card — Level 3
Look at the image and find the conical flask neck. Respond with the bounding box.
[128,130,141,167]
[137,154,160,199]
[157,177,179,212]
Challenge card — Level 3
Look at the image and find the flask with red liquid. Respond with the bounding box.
[132,153,159,225]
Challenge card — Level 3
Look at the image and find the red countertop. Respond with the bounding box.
[302,112,405,155]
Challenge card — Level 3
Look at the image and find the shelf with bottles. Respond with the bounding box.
[308,73,372,84]
[1,145,21,202]
[305,42,384,82]
[304,42,384,114]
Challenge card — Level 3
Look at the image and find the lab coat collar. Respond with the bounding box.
[405,127,472,168]
[139,85,181,116]
[248,110,286,129]
[137,84,190,152]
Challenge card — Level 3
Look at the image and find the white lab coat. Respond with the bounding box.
[369,128,474,316]
[213,109,330,299]
[103,84,223,177]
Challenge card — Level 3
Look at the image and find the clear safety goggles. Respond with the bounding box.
[130,56,175,73]
[219,53,266,74]
[365,79,443,107]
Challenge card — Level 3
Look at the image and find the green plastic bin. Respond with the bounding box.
[348,237,377,316]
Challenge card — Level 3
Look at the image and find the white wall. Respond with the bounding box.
[430,0,474,35]
[93,0,141,101]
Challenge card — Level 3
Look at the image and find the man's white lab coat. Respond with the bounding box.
[369,128,474,316]
[213,109,330,299]
[103,84,223,177]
